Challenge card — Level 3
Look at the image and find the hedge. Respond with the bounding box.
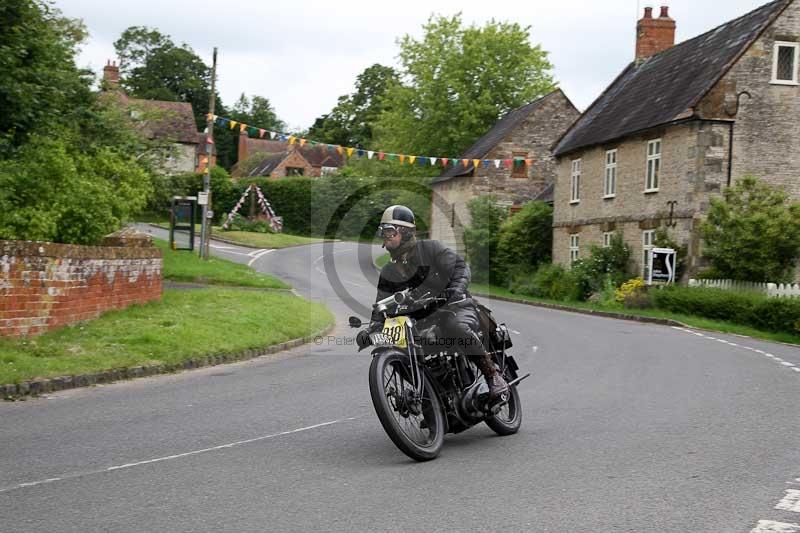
[652,285,800,335]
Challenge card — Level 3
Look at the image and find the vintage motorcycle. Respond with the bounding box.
[349,289,530,461]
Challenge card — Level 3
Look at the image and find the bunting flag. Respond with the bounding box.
[222,184,283,233]
[209,113,537,174]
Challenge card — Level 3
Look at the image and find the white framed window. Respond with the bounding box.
[642,230,656,278]
[603,232,615,248]
[569,234,580,264]
[645,139,661,192]
[604,149,617,198]
[772,41,800,85]
[570,159,581,204]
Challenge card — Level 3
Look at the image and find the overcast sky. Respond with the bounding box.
[57,0,771,132]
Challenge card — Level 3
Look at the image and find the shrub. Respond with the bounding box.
[651,285,800,334]
[615,278,646,304]
[570,235,632,299]
[495,201,553,284]
[519,263,583,301]
[701,176,800,282]
[463,196,507,284]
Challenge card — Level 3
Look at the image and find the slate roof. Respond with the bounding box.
[433,90,567,184]
[247,152,291,177]
[554,0,790,156]
[244,138,345,169]
[127,97,199,144]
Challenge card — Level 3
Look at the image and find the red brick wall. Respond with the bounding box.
[0,240,163,338]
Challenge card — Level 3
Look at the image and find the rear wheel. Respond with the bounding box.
[485,368,522,436]
[368,350,445,461]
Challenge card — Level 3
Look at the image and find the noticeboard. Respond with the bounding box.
[648,247,677,285]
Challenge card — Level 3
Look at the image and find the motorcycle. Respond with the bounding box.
[349,289,530,461]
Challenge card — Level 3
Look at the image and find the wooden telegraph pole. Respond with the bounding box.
[200,47,218,260]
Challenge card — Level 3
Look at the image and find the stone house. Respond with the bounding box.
[430,90,580,254]
[552,0,800,280]
[234,135,345,178]
[101,61,203,174]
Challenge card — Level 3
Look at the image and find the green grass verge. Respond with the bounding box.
[471,283,800,346]
[148,222,323,249]
[0,288,333,384]
[156,239,288,289]
[214,230,323,249]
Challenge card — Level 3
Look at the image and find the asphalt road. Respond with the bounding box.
[1,227,799,532]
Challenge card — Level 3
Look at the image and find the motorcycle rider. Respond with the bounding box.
[358,205,509,400]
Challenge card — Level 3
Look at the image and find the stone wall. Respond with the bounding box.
[0,231,162,338]
[552,121,730,276]
[700,0,800,199]
[430,90,580,256]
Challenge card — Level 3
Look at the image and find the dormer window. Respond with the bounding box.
[772,41,799,85]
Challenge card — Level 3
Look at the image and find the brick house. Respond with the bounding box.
[430,90,580,254]
[101,61,202,174]
[552,0,800,280]
[234,135,345,178]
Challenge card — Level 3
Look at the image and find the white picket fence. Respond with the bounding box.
[688,278,800,298]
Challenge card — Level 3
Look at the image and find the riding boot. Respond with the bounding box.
[474,351,508,400]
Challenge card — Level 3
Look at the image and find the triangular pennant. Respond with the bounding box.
[430,157,437,166]
[462,159,470,168]
[269,131,277,139]
[206,135,214,145]
[346,147,355,157]
[482,160,491,168]
[239,123,247,133]
[472,159,480,168]
[378,152,386,160]
[494,160,501,169]
[504,159,513,169]
[399,154,406,164]
[408,155,416,165]
[441,158,449,167]
[367,150,375,159]
[258,129,266,138]
[229,120,238,130]
[336,146,343,155]
[417,156,426,166]
[388,153,397,161]
[206,113,215,121]
[299,138,307,147]
[288,136,296,145]
[525,159,533,167]
[356,149,365,157]
[514,158,523,166]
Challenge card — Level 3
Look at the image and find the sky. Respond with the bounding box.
[56,0,773,132]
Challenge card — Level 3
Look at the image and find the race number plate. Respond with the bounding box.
[379,316,408,348]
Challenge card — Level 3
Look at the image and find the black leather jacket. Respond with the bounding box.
[370,239,471,329]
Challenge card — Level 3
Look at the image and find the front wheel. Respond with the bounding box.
[368,350,445,461]
[485,370,522,436]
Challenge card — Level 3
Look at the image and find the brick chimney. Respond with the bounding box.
[238,131,249,163]
[102,60,120,90]
[636,5,676,62]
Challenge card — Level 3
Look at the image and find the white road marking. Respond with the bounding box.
[751,520,800,532]
[673,328,799,377]
[776,490,800,513]
[0,417,358,494]
[511,330,521,335]
[247,249,274,267]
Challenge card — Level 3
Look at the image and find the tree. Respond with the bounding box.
[463,196,508,284]
[231,94,285,131]
[701,176,800,282]
[0,3,158,244]
[495,201,553,283]
[374,14,556,157]
[113,26,173,78]
[0,0,90,156]
[308,64,398,148]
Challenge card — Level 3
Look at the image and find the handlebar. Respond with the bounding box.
[374,289,447,315]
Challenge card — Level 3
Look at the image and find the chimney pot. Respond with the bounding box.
[636,5,676,61]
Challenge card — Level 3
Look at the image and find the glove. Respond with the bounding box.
[356,329,372,350]
[442,287,464,302]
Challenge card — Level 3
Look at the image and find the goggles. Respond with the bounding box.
[377,224,400,239]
